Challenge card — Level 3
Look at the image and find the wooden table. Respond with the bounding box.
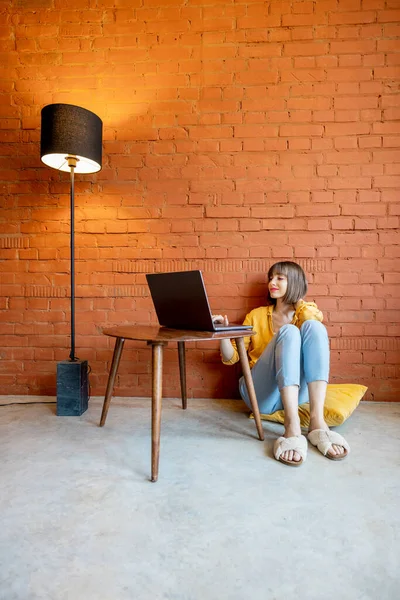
[99,326,264,482]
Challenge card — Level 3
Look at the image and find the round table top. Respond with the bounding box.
[103,325,255,343]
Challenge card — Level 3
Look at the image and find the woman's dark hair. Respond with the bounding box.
[267,261,308,305]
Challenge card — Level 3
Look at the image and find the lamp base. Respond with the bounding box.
[56,360,89,416]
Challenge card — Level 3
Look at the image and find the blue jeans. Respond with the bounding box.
[239,320,330,414]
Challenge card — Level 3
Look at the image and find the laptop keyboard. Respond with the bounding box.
[214,324,253,331]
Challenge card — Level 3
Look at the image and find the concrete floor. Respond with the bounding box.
[0,396,399,600]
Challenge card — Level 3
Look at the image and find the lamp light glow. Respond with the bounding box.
[40,153,101,174]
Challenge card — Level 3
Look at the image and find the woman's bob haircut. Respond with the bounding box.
[267,261,308,305]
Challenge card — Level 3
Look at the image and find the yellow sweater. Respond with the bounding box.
[222,301,323,369]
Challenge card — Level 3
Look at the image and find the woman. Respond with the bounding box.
[214,261,350,467]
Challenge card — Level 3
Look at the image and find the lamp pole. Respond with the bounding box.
[67,155,78,361]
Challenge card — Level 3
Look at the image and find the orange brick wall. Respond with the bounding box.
[1,0,399,401]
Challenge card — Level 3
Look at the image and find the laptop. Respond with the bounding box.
[146,270,253,332]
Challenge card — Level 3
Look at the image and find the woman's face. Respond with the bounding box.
[268,272,288,300]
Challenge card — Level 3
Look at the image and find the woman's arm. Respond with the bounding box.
[212,314,235,362]
[220,338,235,362]
[212,313,254,365]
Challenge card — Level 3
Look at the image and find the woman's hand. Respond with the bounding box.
[294,299,304,311]
[212,314,229,326]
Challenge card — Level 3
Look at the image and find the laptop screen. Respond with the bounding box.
[146,270,217,331]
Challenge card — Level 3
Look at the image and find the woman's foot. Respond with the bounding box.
[281,420,303,463]
[274,434,307,466]
[308,417,347,459]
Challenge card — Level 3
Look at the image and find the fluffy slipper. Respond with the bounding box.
[273,435,307,467]
[307,429,350,461]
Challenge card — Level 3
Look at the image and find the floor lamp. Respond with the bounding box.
[40,104,103,415]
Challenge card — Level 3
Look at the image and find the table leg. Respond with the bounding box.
[236,337,264,441]
[100,337,125,427]
[177,341,187,409]
[151,342,164,482]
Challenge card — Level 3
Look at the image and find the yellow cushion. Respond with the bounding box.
[251,384,367,428]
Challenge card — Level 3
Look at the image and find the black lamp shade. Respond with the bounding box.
[40,104,102,174]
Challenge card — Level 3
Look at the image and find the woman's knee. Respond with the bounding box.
[277,323,300,341]
[300,319,327,338]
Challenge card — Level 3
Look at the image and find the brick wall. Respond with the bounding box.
[0,0,399,401]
